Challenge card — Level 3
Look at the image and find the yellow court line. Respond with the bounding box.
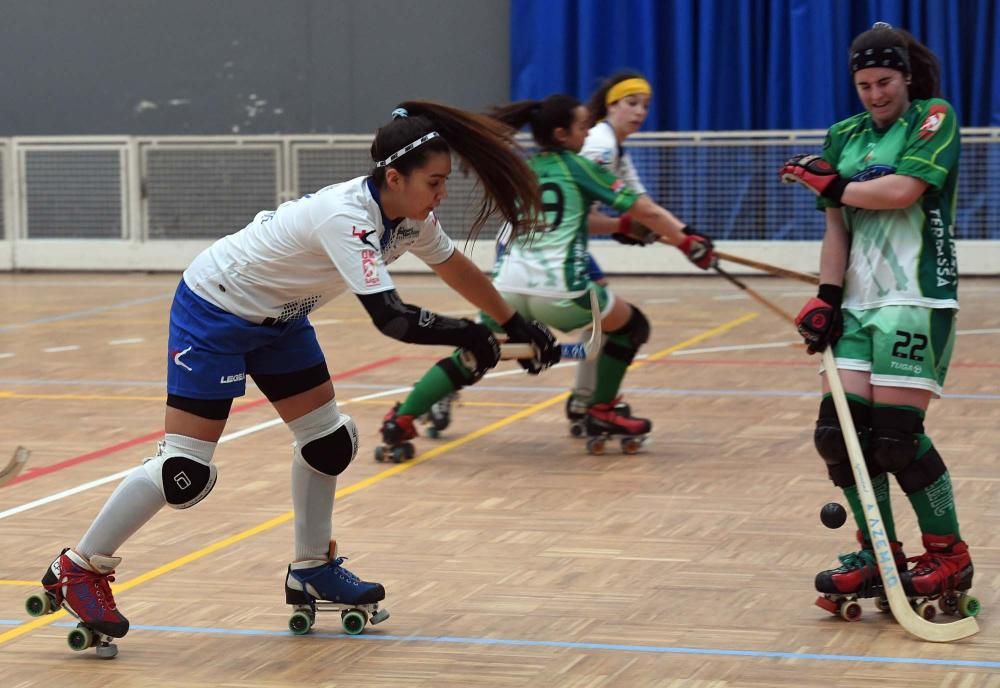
[0,580,37,586]
[0,312,759,647]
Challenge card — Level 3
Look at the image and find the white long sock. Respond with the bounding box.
[288,400,343,562]
[77,434,217,558]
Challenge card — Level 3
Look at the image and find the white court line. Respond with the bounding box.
[0,353,14,360]
[0,364,553,521]
[643,298,679,304]
[42,346,80,353]
[957,328,1000,336]
[671,341,800,355]
[109,338,145,346]
[712,294,750,301]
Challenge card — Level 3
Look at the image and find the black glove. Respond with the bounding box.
[456,321,501,380]
[677,225,716,270]
[501,312,560,374]
[611,215,658,246]
[795,284,844,354]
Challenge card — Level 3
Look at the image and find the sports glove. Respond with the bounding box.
[611,215,658,246]
[795,284,844,354]
[501,312,561,374]
[779,154,849,203]
[457,321,502,380]
[677,226,716,270]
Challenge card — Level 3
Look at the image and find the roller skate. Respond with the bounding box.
[899,533,979,620]
[583,399,649,455]
[422,392,458,438]
[285,541,389,636]
[814,531,907,621]
[374,403,416,463]
[567,395,632,438]
[25,548,128,658]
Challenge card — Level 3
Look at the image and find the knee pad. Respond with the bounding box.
[291,400,359,477]
[142,436,218,509]
[437,353,474,388]
[603,307,650,364]
[813,395,872,488]
[871,405,947,494]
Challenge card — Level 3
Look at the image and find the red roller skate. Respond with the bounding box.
[375,403,417,463]
[583,399,650,455]
[814,531,907,621]
[900,534,980,620]
[25,548,128,658]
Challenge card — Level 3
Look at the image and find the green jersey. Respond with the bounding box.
[819,98,960,310]
[493,149,639,297]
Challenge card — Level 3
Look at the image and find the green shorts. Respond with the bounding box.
[831,305,956,396]
[479,283,612,334]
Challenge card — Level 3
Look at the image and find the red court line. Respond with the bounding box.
[7,356,401,486]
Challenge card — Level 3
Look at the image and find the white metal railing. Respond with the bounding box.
[0,130,997,274]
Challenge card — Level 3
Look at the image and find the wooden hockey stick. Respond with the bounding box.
[822,348,979,642]
[0,446,30,488]
[715,250,819,285]
[713,265,799,324]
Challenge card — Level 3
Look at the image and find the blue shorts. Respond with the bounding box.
[167,280,326,400]
[585,253,605,282]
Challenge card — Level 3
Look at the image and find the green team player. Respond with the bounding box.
[378,93,715,456]
[780,22,978,620]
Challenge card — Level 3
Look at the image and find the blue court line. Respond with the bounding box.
[0,619,994,669]
[0,294,171,333]
[1,378,999,401]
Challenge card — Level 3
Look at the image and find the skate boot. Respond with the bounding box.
[375,403,417,463]
[900,533,979,619]
[285,541,389,635]
[25,548,128,657]
[566,395,632,438]
[583,399,651,455]
[423,392,458,438]
[814,530,907,621]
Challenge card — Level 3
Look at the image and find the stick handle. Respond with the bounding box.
[499,342,587,361]
[715,250,819,285]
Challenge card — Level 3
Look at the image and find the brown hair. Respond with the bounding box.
[849,25,941,100]
[489,95,582,151]
[586,71,647,124]
[369,100,543,242]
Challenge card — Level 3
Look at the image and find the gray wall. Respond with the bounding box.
[0,0,509,135]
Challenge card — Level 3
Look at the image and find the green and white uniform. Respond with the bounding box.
[491,149,639,332]
[819,98,960,395]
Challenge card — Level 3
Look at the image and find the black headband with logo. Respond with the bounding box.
[851,22,911,74]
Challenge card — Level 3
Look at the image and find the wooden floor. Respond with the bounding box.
[0,271,998,687]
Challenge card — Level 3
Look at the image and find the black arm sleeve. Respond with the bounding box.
[357,289,476,347]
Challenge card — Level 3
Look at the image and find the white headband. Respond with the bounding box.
[375,132,441,168]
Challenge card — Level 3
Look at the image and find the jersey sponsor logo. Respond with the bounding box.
[918,104,947,140]
[352,226,377,249]
[418,308,435,327]
[611,179,625,192]
[172,346,193,372]
[219,373,245,384]
[851,164,895,182]
[361,248,380,287]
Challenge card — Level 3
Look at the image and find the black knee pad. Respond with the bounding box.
[871,406,947,494]
[813,396,872,488]
[437,355,473,388]
[300,418,360,477]
[603,306,650,364]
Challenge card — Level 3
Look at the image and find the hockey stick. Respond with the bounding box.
[715,250,819,285]
[822,348,979,642]
[713,265,799,324]
[500,289,602,362]
[0,446,30,488]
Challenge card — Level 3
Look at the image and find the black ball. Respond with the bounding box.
[820,502,848,529]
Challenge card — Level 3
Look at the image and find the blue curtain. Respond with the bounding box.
[510,0,1000,129]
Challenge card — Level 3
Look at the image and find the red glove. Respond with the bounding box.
[612,215,658,246]
[779,154,849,203]
[677,226,716,270]
[795,284,844,354]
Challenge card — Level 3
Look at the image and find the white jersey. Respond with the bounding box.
[183,176,455,323]
[579,121,647,194]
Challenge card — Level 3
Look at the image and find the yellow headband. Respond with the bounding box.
[605,78,652,106]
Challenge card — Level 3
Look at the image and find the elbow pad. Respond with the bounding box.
[357,290,475,347]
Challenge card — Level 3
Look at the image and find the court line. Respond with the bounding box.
[0,294,172,333]
[0,313,759,648]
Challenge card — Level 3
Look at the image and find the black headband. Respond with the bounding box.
[851,44,910,74]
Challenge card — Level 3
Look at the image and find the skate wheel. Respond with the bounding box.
[25,593,52,617]
[67,625,94,652]
[620,437,643,454]
[839,600,862,621]
[390,446,407,463]
[374,446,386,463]
[288,610,313,635]
[403,442,415,460]
[341,609,368,635]
[915,600,936,621]
[425,427,440,439]
[569,421,585,438]
[958,593,980,618]
[938,592,959,615]
[586,437,606,455]
[874,596,890,613]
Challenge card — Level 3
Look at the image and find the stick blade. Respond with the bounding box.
[0,446,31,487]
[584,289,602,361]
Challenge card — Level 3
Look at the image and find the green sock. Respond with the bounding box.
[906,435,961,538]
[843,472,898,543]
[591,331,631,404]
[397,352,470,417]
